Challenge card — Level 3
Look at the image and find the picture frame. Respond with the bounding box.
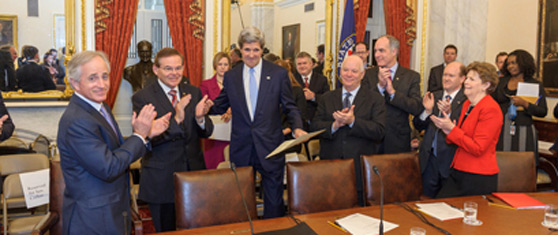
[282,24,300,60]
[53,14,65,51]
[0,15,17,49]
[316,20,325,46]
[538,0,558,97]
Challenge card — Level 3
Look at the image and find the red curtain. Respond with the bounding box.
[164,0,205,87]
[354,0,371,42]
[95,0,139,108]
[383,0,416,68]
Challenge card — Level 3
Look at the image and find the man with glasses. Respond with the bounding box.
[132,48,214,232]
[354,42,371,69]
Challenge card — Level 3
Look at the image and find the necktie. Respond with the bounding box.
[433,95,452,155]
[343,92,352,109]
[384,69,393,103]
[100,105,118,136]
[249,68,258,117]
[168,90,177,108]
[304,77,309,88]
[445,95,452,103]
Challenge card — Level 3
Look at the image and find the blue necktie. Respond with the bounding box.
[100,105,118,136]
[343,92,352,109]
[249,68,258,118]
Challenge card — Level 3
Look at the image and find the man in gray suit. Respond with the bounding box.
[413,61,467,197]
[427,44,457,92]
[58,51,170,234]
[362,35,422,154]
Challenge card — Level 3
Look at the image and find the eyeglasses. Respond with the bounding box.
[161,66,184,72]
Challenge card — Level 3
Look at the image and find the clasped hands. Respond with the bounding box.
[174,94,214,124]
[422,92,451,116]
[377,67,395,95]
[332,105,355,130]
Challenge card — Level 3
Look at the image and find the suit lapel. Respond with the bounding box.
[352,88,366,114]
[332,89,343,111]
[73,96,122,145]
[392,66,404,90]
[450,88,466,120]
[232,66,251,121]
[255,61,273,121]
[152,82,175,115]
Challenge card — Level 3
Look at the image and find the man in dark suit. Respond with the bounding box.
[211,26,306,218]
[313,44,324,76]
[362,35,422,154]
[0,92,13,141]
[428,44,457,92]
[413,61,467,198]
[312,55,385,205]
[16,45,56,92]
[57,51,170,234]
[132,48,213,232]
[294,51,330,125]
[354,42,372,68]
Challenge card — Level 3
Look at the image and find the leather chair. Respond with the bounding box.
[362,152,423,206]
[3,173,46,235]
[496,151,536,192]
[537,157,558,192]
[287,159,358,215]
[174,167,257,230]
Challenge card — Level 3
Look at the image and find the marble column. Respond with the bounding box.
[251,2,275,52]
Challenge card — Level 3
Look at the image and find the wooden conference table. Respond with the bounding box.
[160,192,558,234]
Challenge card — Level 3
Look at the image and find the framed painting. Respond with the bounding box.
[538,0,558,96]
[316,20,325,46]
[282,24,300,60]
[0,15,17,49]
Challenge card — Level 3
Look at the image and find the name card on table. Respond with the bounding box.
[19,169,50,209]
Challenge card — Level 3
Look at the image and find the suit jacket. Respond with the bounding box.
[0,50,17,91]
[132,81,213,204]
[200,75,222,100]
[362,65,422,153]
[427,64,444,92]
[0,93,14,141]
[447,95,503,175]
[414,89,466,177]
[294,72,330,122]
[211,60,303,172]
[16,62,56,92]
[312,87,386,159]
[313,62,324,76]
[58,95,146,235]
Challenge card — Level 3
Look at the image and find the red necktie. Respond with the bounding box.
[168,90,177,108]
[304,77,309,88]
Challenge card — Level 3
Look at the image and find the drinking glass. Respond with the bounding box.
[543,204,558,229]
[463,201,482,226]
[410,227,426,235]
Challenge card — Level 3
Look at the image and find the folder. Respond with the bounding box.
[492,193,546,209]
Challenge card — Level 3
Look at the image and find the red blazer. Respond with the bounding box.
[447,95,503,175]
[200,75,221,100]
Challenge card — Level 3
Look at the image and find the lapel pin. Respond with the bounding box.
[396,77,399,81]
[266,76,271,80]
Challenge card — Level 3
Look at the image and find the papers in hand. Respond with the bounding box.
[265,129,325,159]
[208,115,231,141]
[335,213,399,235]
[517,82,540,104]
[415,202,464,221]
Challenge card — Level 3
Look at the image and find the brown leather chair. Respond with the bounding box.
[362,152,423,206]
[496,151,536,192]
[287,159,358,215]
[537,157,558,192]
[174,167,257,230]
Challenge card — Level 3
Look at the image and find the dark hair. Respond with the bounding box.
[263,53,280,63]
[231,48,241,58]
[444,44,457,54]
[43,52,51,63]
[154,48,184,67]
[317,44,324,54]
[495,51,508,63]
[355,42,369,51]
[295,51,313,60]
[21,45,38,60]
[501,49,536,78]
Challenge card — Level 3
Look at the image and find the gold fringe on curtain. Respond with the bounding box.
[404,0,417,46]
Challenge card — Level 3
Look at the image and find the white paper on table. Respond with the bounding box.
[517,82,539,97]
[265,129,325,159]
[208,115,231,141]
[19,169,50,209]
[415,202,464,221]
[335,213,399,235]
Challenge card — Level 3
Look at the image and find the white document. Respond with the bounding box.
[335,213,399,235]
[517,82,539,97]
[208,115,231,141]
[19,169,50,209]
[415,202,464,221]
[265,129,325,159]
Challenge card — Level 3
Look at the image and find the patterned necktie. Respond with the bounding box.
[168,90,177,108]
[304,77,309,88]
[343,92,352,109]
[445,95,452,103]
[100,105,118,136]
[249,68,258,117]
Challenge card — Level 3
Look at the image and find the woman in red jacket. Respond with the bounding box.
[430,61,503,198]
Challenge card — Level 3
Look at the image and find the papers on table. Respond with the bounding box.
[492,193,546,209]
[415,202,464,221]
[517,82,540,104]
[19,169,50,209]
[265,129,325,159]
[335,213,399,235]
[208,115,231,141]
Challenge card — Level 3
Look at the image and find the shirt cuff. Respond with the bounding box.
[132,133,148,145]
[377,84,385,94]
[197,117,206,129]
[419,110,431,121]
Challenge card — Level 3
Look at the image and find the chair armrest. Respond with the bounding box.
[31,212,59,235]
[131,206,143,235]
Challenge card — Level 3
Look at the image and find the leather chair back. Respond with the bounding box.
[0,153,49,176]
[287,159,358,215]
[496,151,536,192]
[362,152,423,205]
[174,167,257,230]
[49,160,65,235]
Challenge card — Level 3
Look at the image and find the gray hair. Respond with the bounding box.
[342,55,365,73]
[67,51,110,88]
[380,35,400,55]
[238,26,265,49]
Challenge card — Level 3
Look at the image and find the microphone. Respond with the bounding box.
[373,165,384,235]
[230,162,254,235]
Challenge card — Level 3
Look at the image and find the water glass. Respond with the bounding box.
[463,201,482,225]
[544,204,558,228]
[410,227,426,235]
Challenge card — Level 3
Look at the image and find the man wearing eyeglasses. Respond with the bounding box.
[354,42,371,69]
[132,48,214,232]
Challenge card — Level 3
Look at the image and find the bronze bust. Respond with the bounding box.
[123,40,158,92]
